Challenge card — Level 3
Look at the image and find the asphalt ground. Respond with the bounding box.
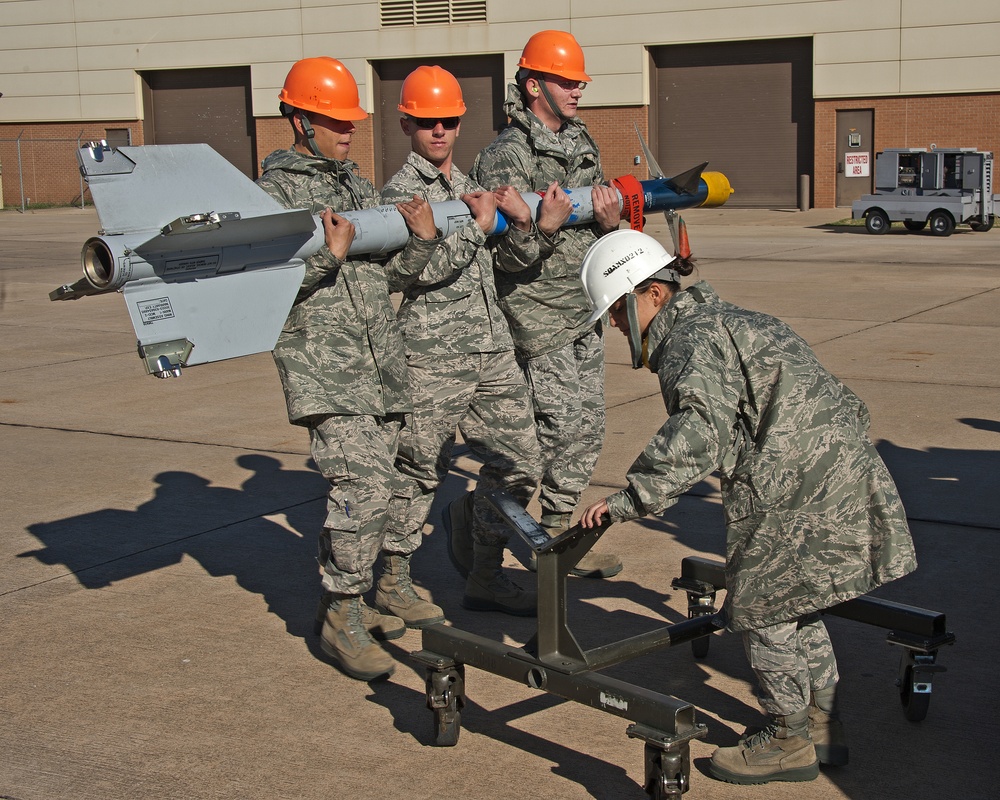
[1,205,997,800]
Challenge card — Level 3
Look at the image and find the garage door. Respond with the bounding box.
[650,39,813,207]
[141,67,257,179]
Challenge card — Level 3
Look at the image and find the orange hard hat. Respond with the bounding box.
[278,57,367,120]
[517,30,591,83]
[397,65,467,117]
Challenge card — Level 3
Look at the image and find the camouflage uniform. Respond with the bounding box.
[256,148,437,596]
[605,281,916,713]
[470,84,608,528]
[380,151,541,548]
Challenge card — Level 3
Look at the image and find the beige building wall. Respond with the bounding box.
[2,1,999,124]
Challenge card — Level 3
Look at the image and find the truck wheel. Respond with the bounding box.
[865,209,890,234]
[970,215,995,232]
[928,210,955,236]
[903,219,927,232]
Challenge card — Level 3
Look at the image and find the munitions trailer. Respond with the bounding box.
[413,490,955,798]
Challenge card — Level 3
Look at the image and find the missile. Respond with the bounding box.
[51,142,732,377]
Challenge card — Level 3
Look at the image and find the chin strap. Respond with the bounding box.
[626,293,646,370]
[296,111,322,157]
[535,78,572,124]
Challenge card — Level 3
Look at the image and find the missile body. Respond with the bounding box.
[52,143,731,376]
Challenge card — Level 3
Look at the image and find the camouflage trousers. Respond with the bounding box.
[519,327,605,528]
[742,613,840,717]
[384,350,541,550]
[308,412,405,596]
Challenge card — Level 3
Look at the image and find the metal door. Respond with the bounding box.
[650,38,814,208]
[836,109,874,206]
[140,67,257,179]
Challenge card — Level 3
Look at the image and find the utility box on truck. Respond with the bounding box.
[852,148,997,236]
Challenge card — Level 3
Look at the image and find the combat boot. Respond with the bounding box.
[313,591,405,641]
[709,709,819,785]
[319,594,396,681]
[442,490,475,578]
[375,553,446,628]
[463,542,537,616]
[527,514,623,578]
[810,685,849,766]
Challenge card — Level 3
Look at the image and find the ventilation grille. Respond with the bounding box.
[380,0,487,27]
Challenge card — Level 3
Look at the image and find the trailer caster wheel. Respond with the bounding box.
[433,707,462,746]
[899,663,931,722]
[645,746,688,800]
[895,649,946,722]
[865,209,890,234]
[682,592,717,659]
[425,664,465,747]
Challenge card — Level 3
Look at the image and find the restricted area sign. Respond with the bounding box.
[845,151,870,177]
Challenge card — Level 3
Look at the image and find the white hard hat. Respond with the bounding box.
[581,229,679,323]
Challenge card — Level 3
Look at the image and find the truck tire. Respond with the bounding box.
[928,210,955,236]
[865,209,890,235]
[970,215,995,232]
[903,219,927,232]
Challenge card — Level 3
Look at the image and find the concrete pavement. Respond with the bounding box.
[2,205,997,799]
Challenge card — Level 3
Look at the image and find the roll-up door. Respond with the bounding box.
[141,67,257,179]
[650,39,813,207]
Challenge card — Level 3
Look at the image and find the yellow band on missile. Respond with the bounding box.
[700,172,734,208]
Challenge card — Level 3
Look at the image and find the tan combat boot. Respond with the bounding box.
[375,553,446,628]
[527,513,623,578]
[313,591,405,641]
[320,594,396,681]
[442,490,475,578]
[709,709,819,784]
[810,685,849,766]
[463,542,537,616]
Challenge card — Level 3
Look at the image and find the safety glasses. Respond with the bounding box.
[409,116,461,130]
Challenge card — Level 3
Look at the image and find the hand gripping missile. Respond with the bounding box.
[51,142,731,377]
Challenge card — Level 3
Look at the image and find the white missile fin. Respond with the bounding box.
[123,262,305,369]
[79,143,287,236]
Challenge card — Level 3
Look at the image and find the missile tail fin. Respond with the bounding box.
[665,163,709,196]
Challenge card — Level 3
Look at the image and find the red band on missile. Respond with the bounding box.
[611,175,644,232]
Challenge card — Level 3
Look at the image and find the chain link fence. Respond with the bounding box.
[0,130,101,212]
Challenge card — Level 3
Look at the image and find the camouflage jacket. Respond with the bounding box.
[380,151,541,356]
[606,282,917,631]
[256,148,437,423]
[470,84,607,358]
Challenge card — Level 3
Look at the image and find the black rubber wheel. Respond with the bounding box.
[865,209,890,234]
[970,215,995,232]
[928,210,955,236]
[434,708,461,746]
[903,219,927,232]
[691,635,710,659]
[899,664,931,722]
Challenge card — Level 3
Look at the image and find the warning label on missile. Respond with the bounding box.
[136,297,176,325]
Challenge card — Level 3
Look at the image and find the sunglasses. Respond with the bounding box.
[546,77,587,92]
[409,116,461,130]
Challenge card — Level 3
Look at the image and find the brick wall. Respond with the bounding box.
[814,93,1000,208]
[0,121,142,208]
[578,106,649,181]
[254,116,377,181]
[11,96,997,211]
